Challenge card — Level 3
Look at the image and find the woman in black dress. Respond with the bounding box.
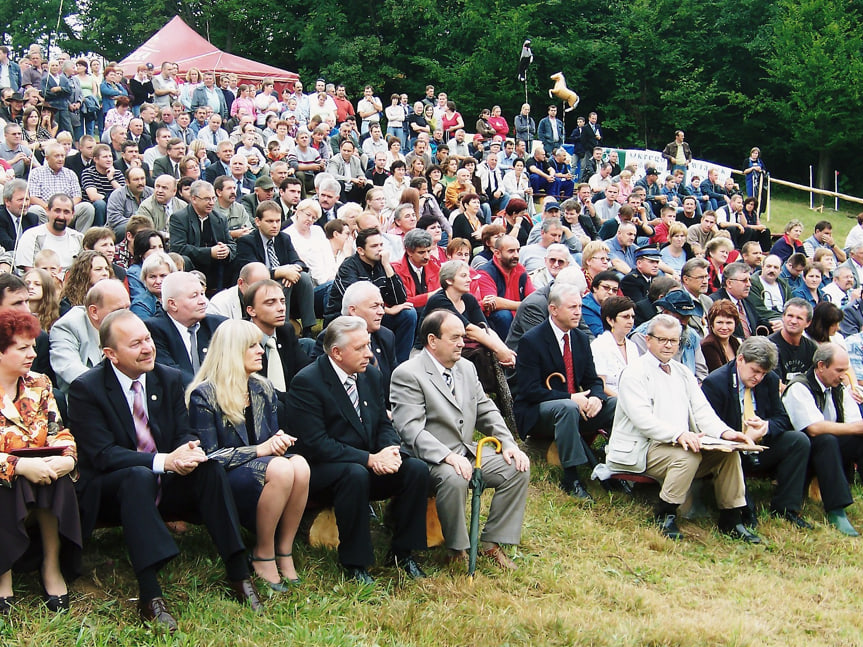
[187,320,310,592]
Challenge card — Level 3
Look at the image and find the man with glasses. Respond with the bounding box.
[169,179,236,292]
[710,262,765,338]
[680,258,714,336]
[0,123,32,178]
[606,313,760,542]
[528,243,578,290]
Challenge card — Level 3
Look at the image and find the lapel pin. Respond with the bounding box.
[151,394,157,401]
[363,401,367,406]
[202,347,208,353]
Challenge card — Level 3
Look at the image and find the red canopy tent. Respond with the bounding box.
[118,16,298,86]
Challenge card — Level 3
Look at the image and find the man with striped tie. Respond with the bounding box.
[286,315,429,584]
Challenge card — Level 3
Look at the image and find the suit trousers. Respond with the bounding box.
[91,461,246,575]
[808,433,863,511]
[429,448,529,550]
[308,457,429,567]
[744,429,810,513]
[532,397,616,468]
[284,272,316,329]
[645,441,747,509]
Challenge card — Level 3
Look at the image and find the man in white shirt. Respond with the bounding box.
[142,127,172,171]
[605,314,759,542]
[15,194,84,272]
[783,343,863,536]
[356,85,383,136]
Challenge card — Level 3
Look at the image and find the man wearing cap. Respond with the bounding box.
[606,313,760,543]
[0,91,24,125]
[635,167,667,218]
[631,289,709,382]
[620,246,661,302]
[537,105,565,156]
[241,175,276,222]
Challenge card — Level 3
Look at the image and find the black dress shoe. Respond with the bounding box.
[43,592,70,613]
[770,509,814,529]
[656,513,683,540]
[0,596,14,615]
[344,566,375,585]
[389,554,427,579]
[227,579,263,612]
[719,522,762,544]
[138,597,178,632]
[561,480,594,503]
[740,506,759,529]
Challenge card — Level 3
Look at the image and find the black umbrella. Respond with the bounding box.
[468,436,503,577]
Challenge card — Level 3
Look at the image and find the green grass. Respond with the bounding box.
[764,187,860,243]
[4,458,863,646]
[5,190,863,645]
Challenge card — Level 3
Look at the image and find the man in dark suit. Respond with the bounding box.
[312,281,397,396]
[313,177,344,228]
[580,112,602,165]
[236,200,316,337]
[710,262,765,338]
[245,278,311,426]
[702,336,812,529]
[68,310,260,631]
[145,271,227,385]
[514,283,615,501]
[286,316,429,583]
[0,178,39,252]
[127,117,153,153]
[620,246,661,303]
[151,138,186,180]
[202,140,234,184]
[168,180,236,292]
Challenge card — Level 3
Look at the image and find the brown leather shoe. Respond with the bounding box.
[227,579,263,612]
[446,549,468,566]
[138,597,178,632]
[482,545,517,570]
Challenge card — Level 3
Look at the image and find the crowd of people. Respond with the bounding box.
[2,46,863,633]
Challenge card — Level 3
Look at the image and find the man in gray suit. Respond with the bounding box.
[49,279,130,393]
[326,139,369,205]
[391,310,530,569]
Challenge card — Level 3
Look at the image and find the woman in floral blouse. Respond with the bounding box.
[0,309,80,614]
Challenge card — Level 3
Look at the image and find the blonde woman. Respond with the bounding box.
[178,68,202,110]
[187,319,310,591]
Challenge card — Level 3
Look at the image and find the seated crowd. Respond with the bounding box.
[3,51,863,633]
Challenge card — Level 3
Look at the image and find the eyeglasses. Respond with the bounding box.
[647,334,680,346]
[728,277,751,284]
[548,258,567,266]
[596,283,618,292]
[592,256,610,262]
[686,273,709,281]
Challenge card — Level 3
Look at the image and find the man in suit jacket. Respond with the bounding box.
[190,72,228,119]
[580,112,602,164]
[620,246,661,302]
[605,314,759,542]
[514,283,615,501]
[127,117,153,153]
[391,311,530,569]
[327,139,370,205]
[702,337,812,528]
[710,262,767,337]
[285,316,429,583]
[203,141,234,184]
[49,279,130,393]
[0,178,39,252]
[68,310,260,630]
[151,138,186,180]
[136,175,186,236]
[168,180,236,292]
[236,200,316,336]
[145,272,227,385]
[245,278,311,427]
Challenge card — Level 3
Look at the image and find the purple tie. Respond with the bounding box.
[131,380,156,453]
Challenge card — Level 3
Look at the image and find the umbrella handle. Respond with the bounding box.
[475,436,502,469]
[545,372,565,390]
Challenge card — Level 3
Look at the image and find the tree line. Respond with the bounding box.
[3,0,863,193]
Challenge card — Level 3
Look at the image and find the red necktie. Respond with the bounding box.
[737,301,751,338]
[660,363,671,375]
[562,333,575,394]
